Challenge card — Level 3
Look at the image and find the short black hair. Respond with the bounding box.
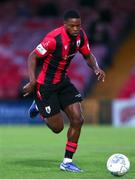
[64,10,80,21]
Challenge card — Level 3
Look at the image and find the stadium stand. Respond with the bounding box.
[89,28,135,99]
[117,68,135,99]
[0,0,134,99]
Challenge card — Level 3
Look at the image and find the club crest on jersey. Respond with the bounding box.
[45,106,51,114]
[76,40,81,47]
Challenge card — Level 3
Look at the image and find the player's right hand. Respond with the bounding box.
[23,82,36,97]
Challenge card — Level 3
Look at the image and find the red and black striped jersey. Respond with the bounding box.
[34,26,91,85]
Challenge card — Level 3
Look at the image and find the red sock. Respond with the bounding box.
[65,141,78,159]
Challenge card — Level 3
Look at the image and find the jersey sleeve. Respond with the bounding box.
[79,30,91,57]
[34,36,56,58]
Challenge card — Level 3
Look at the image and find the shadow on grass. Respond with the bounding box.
[8,159,59,168]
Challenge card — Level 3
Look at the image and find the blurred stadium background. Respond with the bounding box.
[0,0,135,126]
[0,0,135,178]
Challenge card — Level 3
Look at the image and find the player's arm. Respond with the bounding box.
[23,37,56,97]
[23,52,39,97]
[79,30,105,82]
[84,53,105,82]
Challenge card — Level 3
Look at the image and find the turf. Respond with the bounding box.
[0,125,135,179]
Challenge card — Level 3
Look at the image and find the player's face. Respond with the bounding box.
[64,18,81,37]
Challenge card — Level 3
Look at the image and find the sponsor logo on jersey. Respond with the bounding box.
[63,53,75,60]
[45,106,51,114]
[36,44,47,55]
[75,94,81,98]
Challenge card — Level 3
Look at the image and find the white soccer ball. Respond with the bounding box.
[106,153,130,176]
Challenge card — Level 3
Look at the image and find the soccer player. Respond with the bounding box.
[23,10,105,172]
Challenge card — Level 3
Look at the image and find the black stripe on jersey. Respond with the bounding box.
[62,38,77,77]
[80,30,85,48]
[44,34,62,84]
[68,38,77,59]
[36,58,44,79]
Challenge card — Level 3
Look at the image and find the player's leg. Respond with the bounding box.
[58,79,84,172]
[65,102,83,142]
[60,102,84,172]
[45,112,64,134]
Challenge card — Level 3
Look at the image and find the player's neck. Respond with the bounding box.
[66,31,77,41]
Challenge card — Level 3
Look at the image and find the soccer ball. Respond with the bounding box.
[106,153,130,176]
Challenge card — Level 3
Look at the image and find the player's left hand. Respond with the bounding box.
[23,82,36,97]
[94,68,105,82]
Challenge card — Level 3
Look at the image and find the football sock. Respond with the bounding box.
[64,141,78,160]
[63,158,72,164]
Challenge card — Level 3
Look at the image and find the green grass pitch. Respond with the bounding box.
[0,125,135,179]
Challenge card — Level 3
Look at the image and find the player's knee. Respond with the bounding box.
[50,122,64,134]
[51,126,64,134]
[71,114,84,128]
[46,114,64,134]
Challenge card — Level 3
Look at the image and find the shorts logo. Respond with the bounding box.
[45,106,51,114]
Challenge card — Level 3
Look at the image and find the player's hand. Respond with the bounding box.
[23,82,36,97]
[94,68,105,82]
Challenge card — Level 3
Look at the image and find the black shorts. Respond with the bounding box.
[34,78,83,118]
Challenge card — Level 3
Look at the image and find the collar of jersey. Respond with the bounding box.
[61,26,71,42]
